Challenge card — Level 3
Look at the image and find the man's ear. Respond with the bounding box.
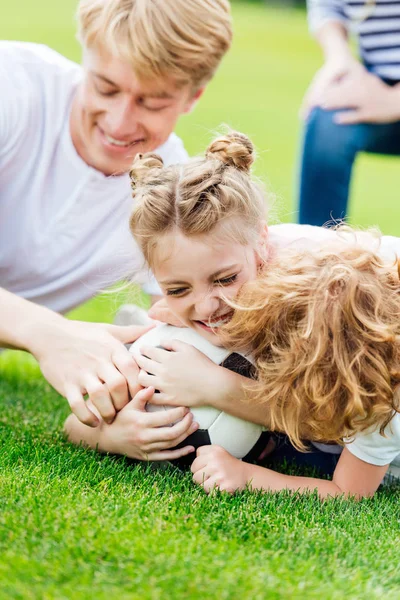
[184,87,205,114]
[256,221,269,266]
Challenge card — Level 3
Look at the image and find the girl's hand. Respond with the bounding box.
[191,445,250,494]
[135,340,227,408]
[300,56,364,120]
[65,386,198,461]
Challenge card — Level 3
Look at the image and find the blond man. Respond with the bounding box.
[0,0,232,460]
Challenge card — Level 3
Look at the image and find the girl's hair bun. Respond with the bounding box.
[206,131,254,172]
[129,153,164,188]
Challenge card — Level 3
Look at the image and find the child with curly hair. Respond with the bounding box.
[212,237,400,498]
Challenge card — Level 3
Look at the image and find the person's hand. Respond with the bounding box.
[98,386,198,461]
[135,339,227,408]
[147,298,186,327]
[30,318,153,427]
[191,445,251,493]
[320,72,400,124]
[300,56,364,120]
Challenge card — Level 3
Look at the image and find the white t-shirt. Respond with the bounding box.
[0,41,188,313]
[269,223,400,466]
[346,409,400,467]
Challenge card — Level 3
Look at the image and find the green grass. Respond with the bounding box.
[1,2,400,598]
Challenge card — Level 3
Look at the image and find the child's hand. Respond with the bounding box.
[191,445,251,494]
[135,340,228,408]
[98,386,198,461]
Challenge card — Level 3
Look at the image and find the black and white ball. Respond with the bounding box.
[130,324,267,466]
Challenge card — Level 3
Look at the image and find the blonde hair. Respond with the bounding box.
[129,131,268,267]
[77,0,232,89]
[221,236,400,450]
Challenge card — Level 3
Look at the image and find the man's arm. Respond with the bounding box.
[0,287,150,426]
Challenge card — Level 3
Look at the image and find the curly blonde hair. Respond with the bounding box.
[129,131,269,267]
[221,237,400,450]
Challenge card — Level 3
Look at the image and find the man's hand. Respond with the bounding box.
[320,71,400,124]
[65,386,199,461]
[30,318,153,426]
[148,298,186,327]
[191,445,250,493]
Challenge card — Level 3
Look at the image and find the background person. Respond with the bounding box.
[0,0,232,442]
[298,0,400,226]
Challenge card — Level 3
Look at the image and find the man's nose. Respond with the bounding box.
[107,98,139,137]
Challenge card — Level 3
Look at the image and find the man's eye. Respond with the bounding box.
[143,104,169,112]
[216,274,238,286]
[166,288,188,296]
[95,85,118,97]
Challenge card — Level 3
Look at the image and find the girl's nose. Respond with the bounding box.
[195,294,220,320]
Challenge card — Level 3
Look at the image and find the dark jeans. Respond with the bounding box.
[298,106,400,226]
[263,433,342,478]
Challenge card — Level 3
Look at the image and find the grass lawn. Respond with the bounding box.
[1,1,400,598]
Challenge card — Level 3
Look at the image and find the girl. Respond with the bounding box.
[65,132,400,494]
[201,240,400,499]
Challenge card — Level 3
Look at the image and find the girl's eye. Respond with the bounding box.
[166,288,188,297]
[216,274,238,286]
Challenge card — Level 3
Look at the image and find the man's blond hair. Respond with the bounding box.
[77,0,232,89]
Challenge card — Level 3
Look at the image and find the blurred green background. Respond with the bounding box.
[2,0,399,241]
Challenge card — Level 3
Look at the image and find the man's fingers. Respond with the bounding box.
[147,304,185,327]
[128,386,155,412]
[65,385,100,427]
[146,445,195,462]
[146,421,198,452]
[150,412,197,444]
[112,350,141,400]
[106,323,155,344]
[97,363,130,412]
[84,375,116,424]
[146,405,191,427]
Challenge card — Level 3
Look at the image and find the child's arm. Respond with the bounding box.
[191,446,388,499]
[135,341,269,427]
[64,387,198,462]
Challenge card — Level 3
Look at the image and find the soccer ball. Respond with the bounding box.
[129,324,266,465]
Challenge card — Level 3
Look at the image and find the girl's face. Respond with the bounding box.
[152,223,268,345]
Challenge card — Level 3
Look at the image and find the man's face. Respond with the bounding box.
[70,46,201,176]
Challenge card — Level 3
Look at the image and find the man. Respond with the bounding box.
[0,0,232,456]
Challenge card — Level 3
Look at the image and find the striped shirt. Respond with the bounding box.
[307,0,400,81]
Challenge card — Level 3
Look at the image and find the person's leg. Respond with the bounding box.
[298,108,400,226]
[262,433,341,478]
